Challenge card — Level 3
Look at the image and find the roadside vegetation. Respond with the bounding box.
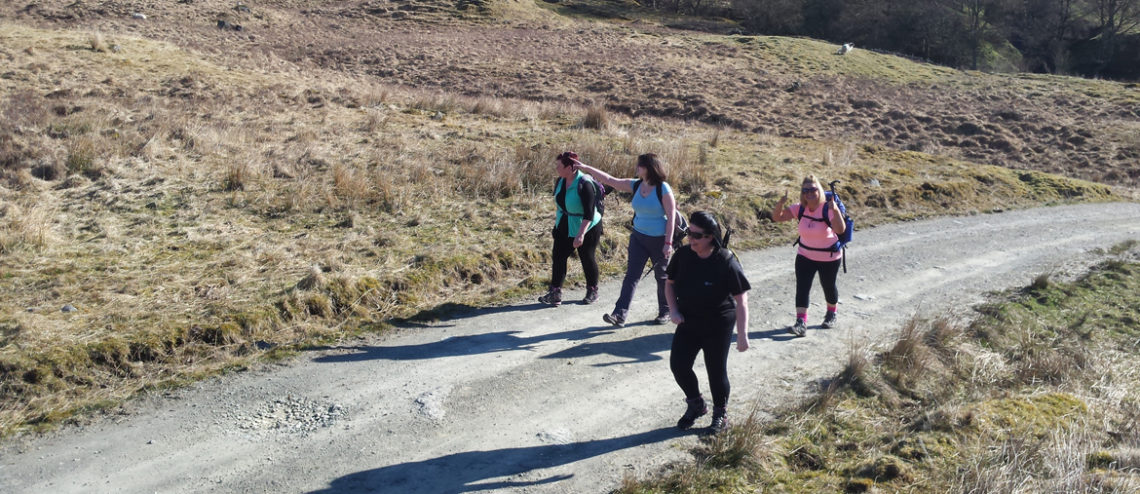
[0,2,1134,439]
[618,242,1140,493]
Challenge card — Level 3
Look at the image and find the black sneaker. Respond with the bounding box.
[653,313,671,325]
[538,288,562,306]
[821,312,838,329]
[603,312,625,328]
[710,407,729,434]
[788,319,806,337]
[677,397,708,430]
[582,286,599,305]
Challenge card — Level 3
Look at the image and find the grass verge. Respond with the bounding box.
[619,244,1140,493]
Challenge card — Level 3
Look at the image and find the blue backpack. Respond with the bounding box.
[794,180,854,272]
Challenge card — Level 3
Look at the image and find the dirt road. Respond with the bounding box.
[3,203,1139,493]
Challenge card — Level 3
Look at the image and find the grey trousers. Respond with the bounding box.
[613,230,669,318]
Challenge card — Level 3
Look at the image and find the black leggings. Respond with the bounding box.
[670,316,734,409]
[795,254,841,308]
[550,222,603,288]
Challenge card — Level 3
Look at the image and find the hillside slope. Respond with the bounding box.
[5,0,1140,186]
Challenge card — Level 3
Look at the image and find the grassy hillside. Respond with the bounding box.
[0,1,1134,436]
[619,243,1140,492]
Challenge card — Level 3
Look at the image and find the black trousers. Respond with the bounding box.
[670,315,734,409]
[795,254,841,308]
[550,221,602,288]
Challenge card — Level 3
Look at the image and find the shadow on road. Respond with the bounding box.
[306,427,687,494]
[398,302,553,328]
[317,312,807,364]
[540,328,671,366]
[311,324,624,363]
[749,328,798,341]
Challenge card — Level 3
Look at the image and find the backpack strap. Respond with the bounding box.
[554,177,569,214]
[556,175,594,218]
[793,203,836,250]
[630,178,653,215]
[797,203,832,228]
[797,243,841,253]
[554,177,564,211]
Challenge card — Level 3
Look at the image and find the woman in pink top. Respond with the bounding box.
[771,175,847,337]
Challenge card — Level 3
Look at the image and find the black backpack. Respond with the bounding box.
[632,179,688,248]
[793,180,854,272]
[555,175,607,217]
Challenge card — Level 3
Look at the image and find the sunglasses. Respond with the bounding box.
[688,231,711,240]
[801,187,819,193]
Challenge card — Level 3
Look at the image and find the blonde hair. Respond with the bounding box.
[801,175,825,200]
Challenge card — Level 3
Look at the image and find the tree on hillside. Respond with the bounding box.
[731,0,804,34]
[887,0,979,66]
[1089,0,1140,75]
[947,0,1015,69]
[1008,0,1080,73]
[700,0,1139,78]
[800,0,843,39]
[831,0,895,47]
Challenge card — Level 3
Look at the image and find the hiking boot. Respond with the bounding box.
[677,397,708,430]
[821,312,838,329]
[788,319,806,337]
[603,312,625,328]
[582,286,599,305]
[710,406,729,434]
[653,313,671,325]
[537,287,562,306]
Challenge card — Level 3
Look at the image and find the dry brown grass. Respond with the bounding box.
[815,344,874,409]
[87,32,108,53]
[0,195,57,254]
[582,104,610,130]
[0,14,1126,436]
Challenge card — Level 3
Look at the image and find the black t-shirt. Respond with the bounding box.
[666,245,751,319]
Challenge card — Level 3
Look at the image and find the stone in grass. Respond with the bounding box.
[61,304,78,313]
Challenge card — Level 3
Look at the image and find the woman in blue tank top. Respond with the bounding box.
[575,153,678,326]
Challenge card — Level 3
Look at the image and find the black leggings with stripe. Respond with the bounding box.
[795,254,841,308]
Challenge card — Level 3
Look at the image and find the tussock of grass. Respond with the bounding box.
[0,196,57,253]
[622,249,1140,492]
[0,21,1124,437]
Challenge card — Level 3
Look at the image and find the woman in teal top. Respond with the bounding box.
[538,152,604,307]
[576,153,677,326]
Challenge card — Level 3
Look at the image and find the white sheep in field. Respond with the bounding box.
[836,43,853,55]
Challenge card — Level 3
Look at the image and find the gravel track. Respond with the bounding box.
[2,202,1139,494]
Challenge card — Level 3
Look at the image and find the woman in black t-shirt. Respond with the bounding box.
[664,212,750,433]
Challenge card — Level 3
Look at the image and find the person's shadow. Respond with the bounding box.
[311,324,622,363]
[306,427,688,493]
[400,302,551,327]
[541,325,671,366]
[750,328,799,341]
